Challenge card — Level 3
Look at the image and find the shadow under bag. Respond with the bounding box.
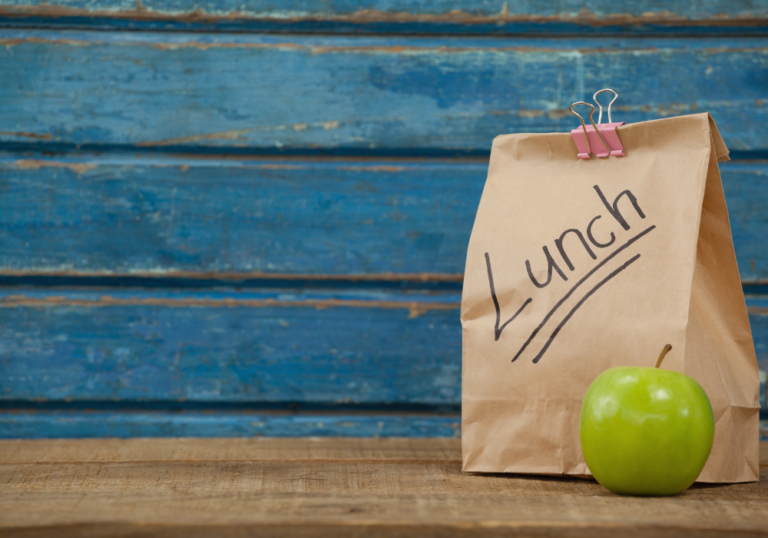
[461,113,760,482]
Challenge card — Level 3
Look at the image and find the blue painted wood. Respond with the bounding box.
[720,162,768,281]
[2,0,768,35]
[0,288,765,407]
[0,288,462,404]
[2,31,768,153]
[1,156,767,280]
[747,297,768,410]
[1,411,764,439]
[5,0,767,20]
[0,411,462,438]
[1,7,766,441]
[0,156,478,278]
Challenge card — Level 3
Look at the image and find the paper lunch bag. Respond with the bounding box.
[461,113,760,483]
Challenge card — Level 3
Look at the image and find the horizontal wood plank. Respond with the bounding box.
[1,32,768,153]
[2,0,768,35]
[0,156,477,278]
[0,411,461,438]
[0,438,766,537]
[5,436,765,465]
[0,437,463,463]
[1,156,767,280]
[0,411,764,440]
[0,289,765,408]
[0,288,462,405]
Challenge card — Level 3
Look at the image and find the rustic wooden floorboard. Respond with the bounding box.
[0,439,766,537]
[0,437,463,464]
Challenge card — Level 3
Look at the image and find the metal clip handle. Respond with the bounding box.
[593,88,618,124]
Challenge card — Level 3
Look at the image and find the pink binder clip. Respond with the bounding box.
[569,89,625,159]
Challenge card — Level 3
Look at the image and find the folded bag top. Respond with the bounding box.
[461,112,760,483]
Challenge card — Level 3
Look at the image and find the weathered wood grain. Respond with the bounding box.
[2,0,768,35]
[0,289,765,409]
[1,6,766,448]
[1,435,765,464]
[0,411,462,438]
[1,32,768,153]
[1,411,765,440]
[0,156,477,278]
[0,436,463,463]
[0,287,461,405]
[3,435,765,464]
[721,162,768,281]
[747,298,768,411]
[1,156,766,280]
[0,439,766,538]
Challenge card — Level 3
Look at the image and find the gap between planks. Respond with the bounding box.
[2,3,768,27]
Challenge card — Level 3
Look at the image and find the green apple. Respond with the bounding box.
[579,345,715,496]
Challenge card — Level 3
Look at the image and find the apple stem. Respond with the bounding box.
[655,344,672,368]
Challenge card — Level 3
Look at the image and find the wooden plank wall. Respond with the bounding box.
[2,0,768,35]
[0,0,766,438]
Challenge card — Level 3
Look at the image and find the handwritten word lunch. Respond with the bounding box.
[485,185,656,363]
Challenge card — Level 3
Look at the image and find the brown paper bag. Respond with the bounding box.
[461,113,760,483]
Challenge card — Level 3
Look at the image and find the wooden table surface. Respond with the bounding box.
[1,438,767,538]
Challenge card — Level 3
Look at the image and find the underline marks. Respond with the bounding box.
[531,253,641,364]
[512,224,656,363]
